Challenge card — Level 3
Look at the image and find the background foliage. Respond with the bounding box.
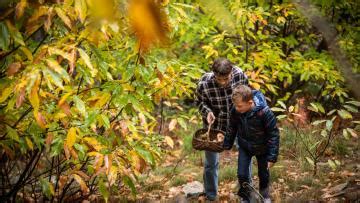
[0,0,359,201]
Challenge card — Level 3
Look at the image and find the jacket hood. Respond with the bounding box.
[252,90,268,113]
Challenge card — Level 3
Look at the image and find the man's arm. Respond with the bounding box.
[263,108,280,163]
[195,82,212,119]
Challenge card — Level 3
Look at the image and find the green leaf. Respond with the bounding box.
[326,120,333,131]
[314,103,325,114]
[78,48,97,77]
[123,176,136,195]
[343,105,358,113]
[73,95,86,116]
[40,178,54,198]
[177,117,187,130]
[100,114,110,129]
[135,145,155,166]
[6,21,25,46]
[271,107,285,112]
[342,129,349,139]
[6,126,19,142]
[277,101,286,109]
[337,109,352,119]
[43,68,64,89]
[345,101,360,107]
[98,180,109,203]
[307,103,318,113]
[311,120,326,126]
[276,115,287,120]
[0,22,10,51]
[327,109,337,116]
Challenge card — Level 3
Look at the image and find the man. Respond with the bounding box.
[196,58,249,201]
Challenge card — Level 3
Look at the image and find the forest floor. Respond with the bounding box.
[116,125,359,202]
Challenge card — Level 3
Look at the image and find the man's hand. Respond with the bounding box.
[207,112,215,124]
[268,162,274,169]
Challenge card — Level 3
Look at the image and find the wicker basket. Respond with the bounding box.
[192,128,225,153]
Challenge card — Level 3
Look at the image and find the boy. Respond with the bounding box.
[223,85,279,203]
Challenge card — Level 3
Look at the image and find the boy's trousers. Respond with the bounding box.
[237,145,270,201]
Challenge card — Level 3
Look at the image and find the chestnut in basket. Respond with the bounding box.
[217,133,224,142]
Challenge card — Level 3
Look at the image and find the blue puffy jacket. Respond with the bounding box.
[223,90,280,162]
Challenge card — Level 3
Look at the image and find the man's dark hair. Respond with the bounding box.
[212,58,233,76]
[232,85,253,102]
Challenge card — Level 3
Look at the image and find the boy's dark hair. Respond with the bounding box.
[232,85,252,102]
[212,58,233,76]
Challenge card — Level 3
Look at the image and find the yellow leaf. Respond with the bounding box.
[78,48,97,76]
[74,170,90,181]
[84,137,103,151]
[25,137,34,150]
[15,0,27,19]
[28,6,48,24]
[58,92,73,106]
[55,7,72,29]
[20,47,33,62]
[94,92,111,108]
[73,174,89,193]
[44,7,54,32]
[168,119,177,131]
[66,127,77,148]
[75,0,87,23]
[0,85,13,103]
[47,47,72,61]
[164,136,174,148]
[29,77,40,111]
[128,0,170,51]
[45,59,70,82]
[250,81,261,90]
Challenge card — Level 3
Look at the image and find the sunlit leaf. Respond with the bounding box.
[168,118,177,131]
[75,0,87,23]
[15,0,27,19]
[5,20,25,46]
[73,174,89,193]
[0,85,13,103]
[66,127,77,148]
[78,48,97,76]
[164,136,174,148]
[55,7,72,29]
[337,109,352,119]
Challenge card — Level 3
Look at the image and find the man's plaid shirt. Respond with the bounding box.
[196,66,248,132]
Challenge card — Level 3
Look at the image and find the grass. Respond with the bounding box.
[219,164,238,182]
[332,138,349,156]
[170,176,188,187]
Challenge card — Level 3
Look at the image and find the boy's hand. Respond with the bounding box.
[268,162,274,168]
[207,112,215,124]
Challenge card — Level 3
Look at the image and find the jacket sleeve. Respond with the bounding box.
[195,82,212,119]
[223,110,237,150]
[263,108,280,162]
